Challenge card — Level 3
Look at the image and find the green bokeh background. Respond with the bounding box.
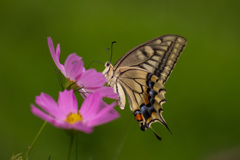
[1,0,240,160]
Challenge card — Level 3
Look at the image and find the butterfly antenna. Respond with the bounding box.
[150,126,162,141]
[106,47,111,61]
[87,60,104,69]
[110,41,116,63]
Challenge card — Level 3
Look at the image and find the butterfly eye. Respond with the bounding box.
[105,61,111,67]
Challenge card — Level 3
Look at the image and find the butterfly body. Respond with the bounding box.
[103,35,187,135]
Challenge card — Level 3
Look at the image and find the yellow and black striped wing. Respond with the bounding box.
[114,35,187,84]
[115,67,169,135]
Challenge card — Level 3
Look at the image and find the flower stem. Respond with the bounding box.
[113,117,132,160]
[68,135,75,160]
[76,136,78,160]
[24,121,47,159]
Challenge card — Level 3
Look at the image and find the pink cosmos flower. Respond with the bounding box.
[47,37,117,99]
[31,90,119,133]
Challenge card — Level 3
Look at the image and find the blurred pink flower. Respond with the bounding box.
[31,90,119,133]
[47,37,117,99]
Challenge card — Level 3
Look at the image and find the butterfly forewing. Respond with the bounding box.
[114,67,148,110]
[114,35,187,84]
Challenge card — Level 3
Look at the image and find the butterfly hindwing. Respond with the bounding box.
[114,67,168,131]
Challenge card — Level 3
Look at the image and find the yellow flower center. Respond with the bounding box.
[65,113,83,124]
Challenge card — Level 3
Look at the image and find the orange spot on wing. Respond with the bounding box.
[147,117,152,124]
[144,88,150,105]
[135,113,143,121]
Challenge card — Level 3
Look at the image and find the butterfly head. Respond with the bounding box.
[105,61,111,67]
[102,61,114,79]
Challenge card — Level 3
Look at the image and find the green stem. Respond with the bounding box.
[76,136,78,160]
[24,121,47,159]
[113,117,132,160]
[68,135,75,160]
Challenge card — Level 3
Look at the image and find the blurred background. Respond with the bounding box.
[1,0,240,159]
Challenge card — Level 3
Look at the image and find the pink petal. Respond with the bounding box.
[56,44,61,59]
[47,37,65,75]
[77,69,106,89]
[73,121,93,133]
[35,92,66,119]
[64,53,84,80]
[87,102,119,127]
[80,93,102,120]
[80,93,119,126]
[58,89,78,114]
[94,87,118,99]
[31,104,68,128]
[31,104,56,122]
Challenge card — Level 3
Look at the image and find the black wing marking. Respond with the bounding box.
[114,34,187,84]
[116,68,169,133]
